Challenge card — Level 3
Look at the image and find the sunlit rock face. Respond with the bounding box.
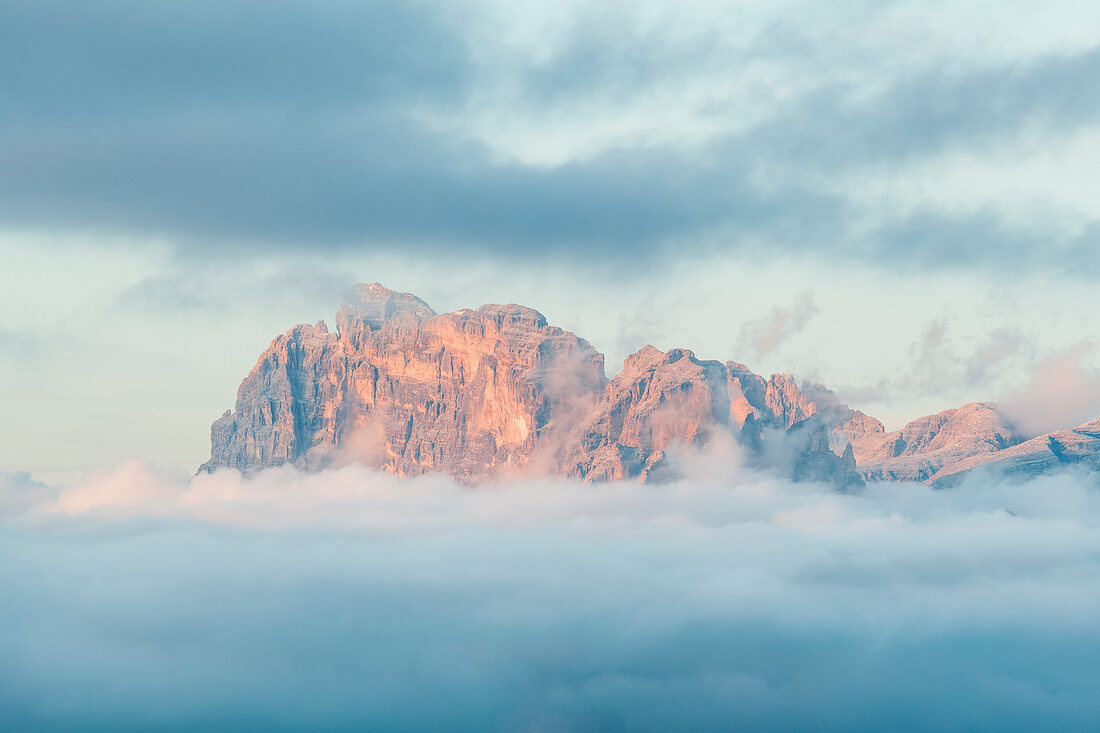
[202,283,1099,487]
[562,346,734,482]
[561,346,862,487]
[851,402,1019,481]
[200,284,607,481]
[201,284,861,486]
[930,417,1100,486]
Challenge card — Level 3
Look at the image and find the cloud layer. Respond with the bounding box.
[3,1,1100,272]
[3,460,1100,729]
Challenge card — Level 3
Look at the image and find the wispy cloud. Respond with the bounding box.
[737,291,819,362]
[829,320,1034,410]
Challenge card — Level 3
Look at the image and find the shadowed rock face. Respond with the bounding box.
[200,284,861,486]
[561,347,862,487]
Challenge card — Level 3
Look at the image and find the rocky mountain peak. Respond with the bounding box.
[201,289,863,487]
[336,282,436,333]
[852,401,1019,481]
[201,284,1098,488]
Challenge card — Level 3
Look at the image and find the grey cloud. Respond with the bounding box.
[966,329,1030,385]
[115,264,359,315]
[0,471,54,518]
[1,1,1099,272]
[0,0,469,115]
[0,329,60,366]
[737,291,819,361]
[1,0,749,258]
[0,329,41,360]
[910,323,1032,392]
[859,208,1055,271]
[762,46,1100,170]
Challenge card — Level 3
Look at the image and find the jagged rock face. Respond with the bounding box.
[796,382,885,454]
[561,346,861,486]
[201,283,1100,488]
[201,284,862,486]
[851,402,1018,481]
[336,282,434,332]
[785,415,863,489]
[930,417,1100,486]
[562,347,736,481]
[203,322,343,472]
[201,284,607,481]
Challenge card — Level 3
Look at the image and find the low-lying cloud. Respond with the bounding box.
[3,459,1100,730]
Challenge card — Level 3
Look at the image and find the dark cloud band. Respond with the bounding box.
[1,1,1098,271]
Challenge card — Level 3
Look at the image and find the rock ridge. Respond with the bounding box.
[200,285,862,486]
[201,283,1100,487]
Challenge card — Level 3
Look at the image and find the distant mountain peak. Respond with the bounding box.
[336,282,436,332]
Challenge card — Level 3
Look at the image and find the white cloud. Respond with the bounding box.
[1000,345,1100,437]
[3,459,1100,728]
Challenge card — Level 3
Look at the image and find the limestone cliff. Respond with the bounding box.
[850,402,1018,481]
[201,284,859,486]
[929,417,1100,486]
[561,346,861,487]
[202,283,1098,487]
[200,284,606,481]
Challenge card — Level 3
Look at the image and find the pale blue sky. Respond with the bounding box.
[3,0,1100,483]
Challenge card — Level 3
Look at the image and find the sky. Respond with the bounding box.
[3,0,1100,483]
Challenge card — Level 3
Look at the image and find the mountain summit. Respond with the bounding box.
[200,284,1100,486]
[200,284,867,486]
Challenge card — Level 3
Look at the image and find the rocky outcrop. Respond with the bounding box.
[930,417,1100,486]
[561,346,730,482]
[796,382,885,454]
[560,347,861,487]
[832,398,1100,485]
[201,283,1098,488]
[849,402,1018,481]
[200,284,606,481]
[201,284,860,486]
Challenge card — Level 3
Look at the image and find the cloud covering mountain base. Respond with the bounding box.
[3,461,1100,730]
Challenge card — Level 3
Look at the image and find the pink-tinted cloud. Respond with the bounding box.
[1000,345,1100,438]
[738,292,819,361]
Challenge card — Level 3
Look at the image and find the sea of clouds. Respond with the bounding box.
[2,457,1100,731]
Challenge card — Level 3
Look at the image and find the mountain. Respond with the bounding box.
[202,283,605,481]
[929,417,1100,486]
[200,284,861,486]
[850,402,1018,481]
[851,406,1100,486]
[200,283,1100,487]
[557,345,865,484]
